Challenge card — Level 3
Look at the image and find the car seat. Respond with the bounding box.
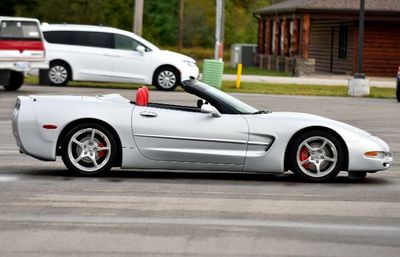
[135,86,149,106]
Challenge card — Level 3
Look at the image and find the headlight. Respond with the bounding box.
[183,60,196,67]
[364,151,392,159]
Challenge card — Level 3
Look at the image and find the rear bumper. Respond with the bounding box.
[0,61,48,72]
[12,96,56,161]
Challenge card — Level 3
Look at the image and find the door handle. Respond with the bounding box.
[140,111,157,118]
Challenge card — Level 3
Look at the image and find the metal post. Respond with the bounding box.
[214,0,225,61]
[133,0,144,36]
[178,0,184,51]
[354,0,365,79]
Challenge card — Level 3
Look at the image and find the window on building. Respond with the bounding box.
[338,25,348,59]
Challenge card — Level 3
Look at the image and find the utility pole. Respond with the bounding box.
[133,0,144,36]
[354,0,365,79]
[214,0,225,61]
[348,0,369,96]
[178,0,184,51]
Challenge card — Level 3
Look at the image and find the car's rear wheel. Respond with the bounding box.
[3,71,24,91]
[153,67,179,91]
[61,123,117,176]
[396,77,400,102]
[49,61,70,86]
[290,131,344,182]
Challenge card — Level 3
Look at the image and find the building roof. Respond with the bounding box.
[255,0,400,15]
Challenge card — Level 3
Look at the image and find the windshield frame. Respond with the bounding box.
[182,80,259,115]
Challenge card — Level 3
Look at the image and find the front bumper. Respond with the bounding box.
[347,135,393,172]
[179,64,200,81]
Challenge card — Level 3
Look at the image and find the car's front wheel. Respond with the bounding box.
[290,131,344,182]
[396,77,400,102]
[153,67,179,91]
[48,61,70,86]
[61,123,117,176]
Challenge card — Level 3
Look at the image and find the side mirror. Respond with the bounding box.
[201,103,221,118]
[136,45,145,55]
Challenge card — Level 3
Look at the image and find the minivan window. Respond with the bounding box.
[43,31,71,44]
[114,34,147,51]
[44,31,113,49]
[0,21,41,40]
[72,31,113,48]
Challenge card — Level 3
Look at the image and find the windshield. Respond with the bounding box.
[192,81,259,114]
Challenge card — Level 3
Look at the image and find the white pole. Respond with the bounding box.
[133,0,144,36]
[214,0,224,61]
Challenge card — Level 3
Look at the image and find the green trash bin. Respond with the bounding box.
[202,59,224,89]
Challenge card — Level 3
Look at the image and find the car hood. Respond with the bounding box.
[272,112,371,136]
[157,50,196,63]
[245,111,371,143]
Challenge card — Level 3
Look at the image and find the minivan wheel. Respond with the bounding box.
[3,71,24,91]
[153,67,179,91]
[49,61,70,86]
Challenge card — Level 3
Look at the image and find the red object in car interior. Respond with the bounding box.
[136,87,149,106]
[0,40,44,52]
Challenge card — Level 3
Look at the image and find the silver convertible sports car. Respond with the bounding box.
[12,80,393,182]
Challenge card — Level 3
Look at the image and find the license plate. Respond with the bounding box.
[15,62,28,71]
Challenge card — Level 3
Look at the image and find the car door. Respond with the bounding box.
[63,31,114,81]
[110,33,149,84]
[131,105,249,165]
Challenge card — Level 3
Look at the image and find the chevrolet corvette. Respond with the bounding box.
[12,80,393,181]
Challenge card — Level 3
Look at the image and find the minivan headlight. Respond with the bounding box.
[183,60,196,67]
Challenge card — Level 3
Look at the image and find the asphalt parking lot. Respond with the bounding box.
[0,84,399,257]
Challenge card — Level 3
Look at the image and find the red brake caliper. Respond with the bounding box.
[97,142,106,158]
[300,147,310,169]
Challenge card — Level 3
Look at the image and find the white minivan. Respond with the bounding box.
[40,24,199,90]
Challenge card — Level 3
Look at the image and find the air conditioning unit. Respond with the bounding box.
[230,44,257,68]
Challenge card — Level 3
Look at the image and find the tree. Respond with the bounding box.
[11,0,275,48]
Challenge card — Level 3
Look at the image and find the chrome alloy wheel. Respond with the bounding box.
[67,128,111,173]
[296,136,338,178]
[49,65,68,84]
[157,70,177,89]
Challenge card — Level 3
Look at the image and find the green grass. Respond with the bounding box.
[195,61,290,77]
[24,76,396,99]
[222,81,396,99]
[223,66,290,76]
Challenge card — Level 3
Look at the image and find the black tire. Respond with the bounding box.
[48,61,71,86]
[61,123,117,176]
[3,71,24,91]
[39,69,50,85]
[289,130,344,182]
[348,171,367,181]
[396,77,400,102]
[153,66,180,91]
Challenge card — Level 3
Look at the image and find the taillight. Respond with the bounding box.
[398,66,400,77]
[12,99,21,119]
